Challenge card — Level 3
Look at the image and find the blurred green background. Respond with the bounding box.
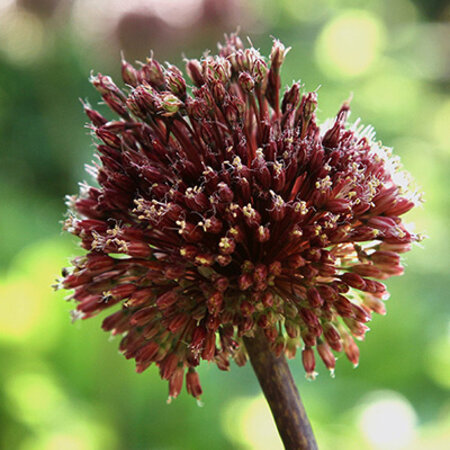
[0,0,449,449]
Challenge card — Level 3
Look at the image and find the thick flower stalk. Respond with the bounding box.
[58,34,421,410]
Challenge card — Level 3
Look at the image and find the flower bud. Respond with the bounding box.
[121,58,138,86]
[167,367,184,402]
[156,290,178,309]
[270,39,289,71]
[160,353,179,380]
[285,320,300,338]
[136,341,160,364]
[307,287,323,308]
[161,94,183,116]
[317,341,336,375]
[202,331,216,361]
[166,65,186,98]
[363,295,387,315]
[343,334,360,367]
[281,83,300,113]
[341,272,367,290]
[186,59,204,87]
[302,347,317,380]
[238,72,255,92]
[186,368,203,399]
[142,58,165,88]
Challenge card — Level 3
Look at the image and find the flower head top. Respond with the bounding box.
[59,34,422,401]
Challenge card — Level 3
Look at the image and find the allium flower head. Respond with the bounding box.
[59,34,422,400]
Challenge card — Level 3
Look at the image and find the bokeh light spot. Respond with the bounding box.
[358,391,418,449]
[432,98,450,152]
[0,239,71,347]
[222,395,283,449]
[315,10,386,78]
[5,372,66,426]
[0,0,15,11]
[0,5,45,65]
[0,277,46,341]
[425,332,450,390]
[5,371,118,450]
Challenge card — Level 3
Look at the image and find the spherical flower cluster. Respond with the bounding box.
[59,34,421,401]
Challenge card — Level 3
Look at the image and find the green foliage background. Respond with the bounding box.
[0,0,448,448]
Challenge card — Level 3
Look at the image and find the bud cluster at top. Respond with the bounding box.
[58,33,422,401]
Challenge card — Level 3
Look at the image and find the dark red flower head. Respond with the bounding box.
[58,34,422,400]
